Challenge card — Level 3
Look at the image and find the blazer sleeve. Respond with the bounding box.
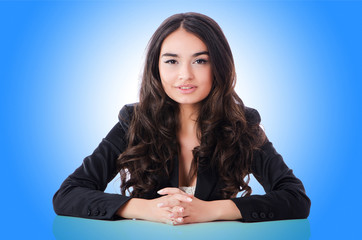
[230,110,311,222]
[53,104,134,220]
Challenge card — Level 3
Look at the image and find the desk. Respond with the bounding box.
[53,216,310,240]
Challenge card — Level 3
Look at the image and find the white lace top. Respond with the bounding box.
[179,186,196,195]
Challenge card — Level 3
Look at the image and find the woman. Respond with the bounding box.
[53,12,311,225]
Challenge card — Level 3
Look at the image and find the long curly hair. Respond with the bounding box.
[117,12,266,199]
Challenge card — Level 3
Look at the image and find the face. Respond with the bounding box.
[158,28,213,108]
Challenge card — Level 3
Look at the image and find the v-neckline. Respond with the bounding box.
[169,155,218,200]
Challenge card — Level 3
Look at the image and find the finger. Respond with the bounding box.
[169,206,185,218]
[180,216,192,224]
[171,193,193,203]
[163,211,184,225]
[162,206,172,212]
[164,219,177,226]
[174,206,185,214]
[157,187,188,195]
[159,206,180,225]
[158,195,192,208]
[157,198,181,208]
[167,217,184,225]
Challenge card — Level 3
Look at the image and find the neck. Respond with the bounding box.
[178,104,199,135]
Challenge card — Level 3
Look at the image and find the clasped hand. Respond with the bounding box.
[152,187,215,225]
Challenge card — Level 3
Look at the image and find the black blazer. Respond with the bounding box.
[53,104,311,222]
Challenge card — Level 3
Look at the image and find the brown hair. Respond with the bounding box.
[118,12,265,198]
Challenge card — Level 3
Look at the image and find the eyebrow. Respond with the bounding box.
[193,51,209,57]
[161,51,209,58]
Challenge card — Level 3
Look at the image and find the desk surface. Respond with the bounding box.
[53,216,310,240]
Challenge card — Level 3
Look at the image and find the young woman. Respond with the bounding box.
[53,12,311,225]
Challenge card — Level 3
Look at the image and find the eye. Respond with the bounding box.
[164,59,177,64]
[194,59,208,64]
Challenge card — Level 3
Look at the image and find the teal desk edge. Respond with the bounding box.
[53,216,310,240]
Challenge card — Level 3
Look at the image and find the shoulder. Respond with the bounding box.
[244,106,261,125]
[243,106,266,148]
[118,103,138,131]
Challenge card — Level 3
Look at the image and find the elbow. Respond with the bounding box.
[53,185,74,216]
[293,192,311,219]
[283,188,311,220]
[299,195,311,219]
[53,189,64,215]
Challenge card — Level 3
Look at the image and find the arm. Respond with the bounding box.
[53,106,132,220]
[230,140,311,222]
[159,108,310,224]
[158,140,311,224]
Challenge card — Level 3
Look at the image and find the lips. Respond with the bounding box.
[176,84,196,88]
[176,84,197,94]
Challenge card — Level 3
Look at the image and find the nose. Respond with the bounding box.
[178,63,194,80]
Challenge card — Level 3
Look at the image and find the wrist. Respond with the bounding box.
[211,200,242,221]
[117,198,145,219]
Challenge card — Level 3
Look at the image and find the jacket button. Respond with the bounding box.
[252,212,258,219]
[101,210,107,216]
[260,212,266,219]
[94,210,100,216]
[87,210,91,216]
[268,212,275,219]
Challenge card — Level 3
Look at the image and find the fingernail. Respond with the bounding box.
[157,203,164,207]
[177,217,183,223]
[179,207,184,212]
[157,190,164,194]
[166,220,175,225]
[187,197,192,202]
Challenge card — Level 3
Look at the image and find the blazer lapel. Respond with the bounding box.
[168,156,218,201]
[169,155,179,187]
[194,159,218,200]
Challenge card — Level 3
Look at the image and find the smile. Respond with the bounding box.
[176,85,197,94]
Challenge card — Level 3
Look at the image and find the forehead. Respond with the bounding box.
[160,28,208,54]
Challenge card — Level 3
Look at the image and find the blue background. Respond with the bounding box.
[1,0,361,239]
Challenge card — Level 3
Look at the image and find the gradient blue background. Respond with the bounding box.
[1,0,361,239]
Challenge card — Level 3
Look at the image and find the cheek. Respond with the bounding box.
[159,73,175,98]
[201,68,213,89]
[159,67,176,86]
